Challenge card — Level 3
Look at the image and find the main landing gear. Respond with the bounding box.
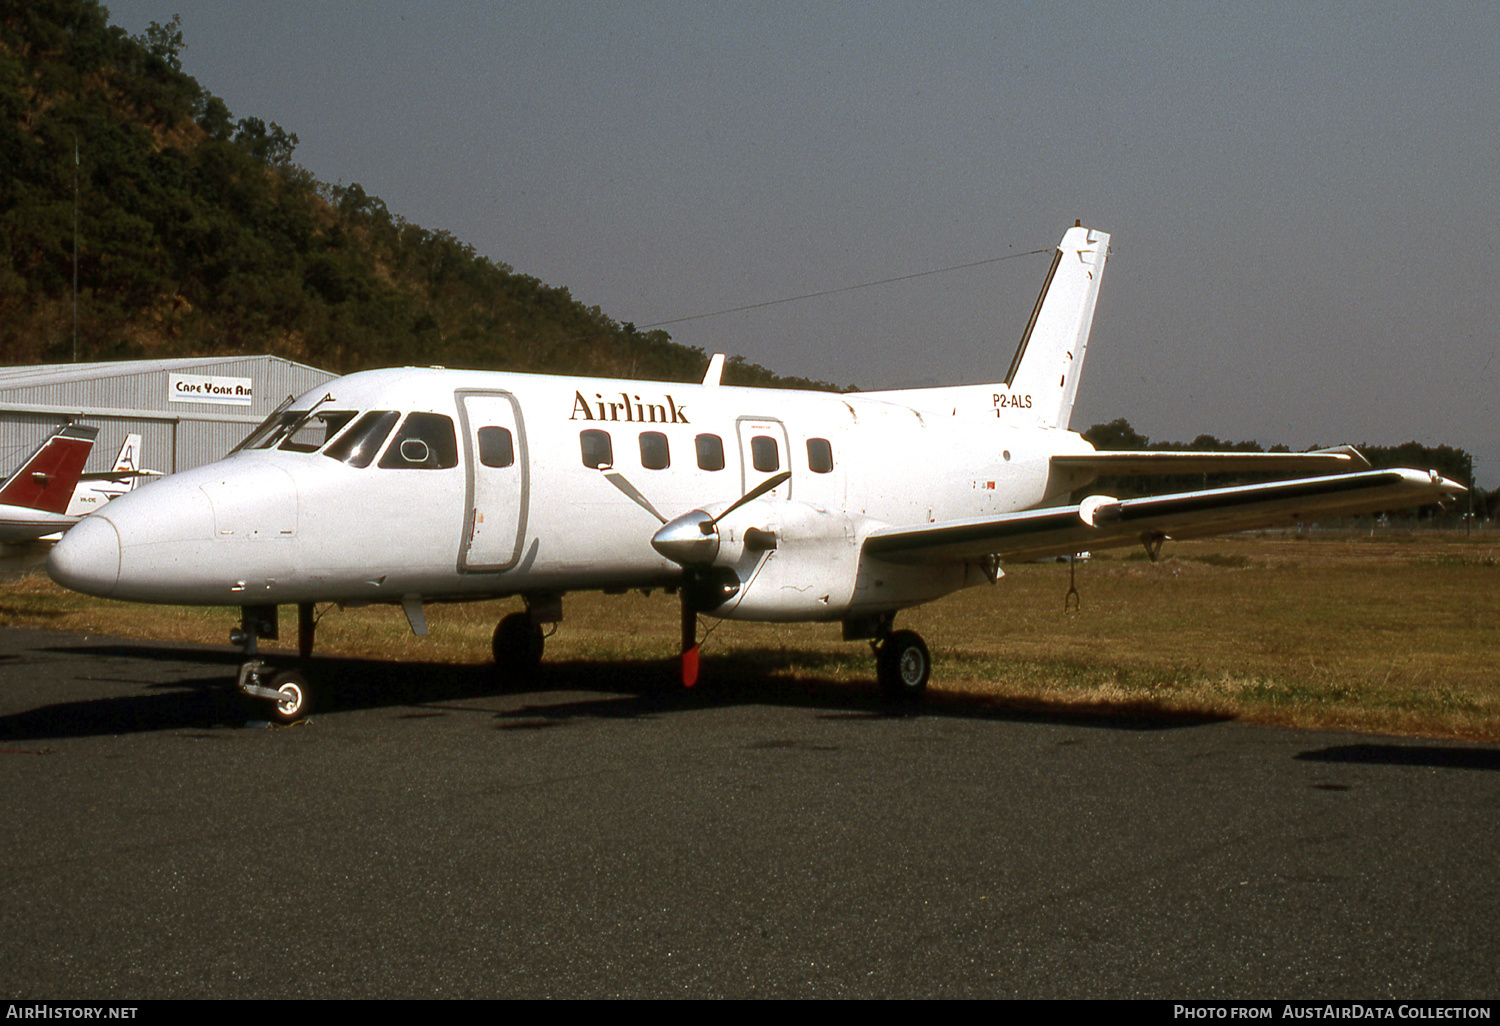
[492,612,545,681]
[234,604,318,724]
[875,629,931,702]
[490,595,560,687]
[846,614,932,703]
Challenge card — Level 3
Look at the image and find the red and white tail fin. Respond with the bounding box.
[0,424,99,515]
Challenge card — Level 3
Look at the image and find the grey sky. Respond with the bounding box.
[103,1,1500,483]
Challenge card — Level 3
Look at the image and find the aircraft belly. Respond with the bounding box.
[846,555,974,615]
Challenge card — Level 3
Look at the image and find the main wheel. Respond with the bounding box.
[268,670,312,724]
[876,630,931,702]
[492,612,545,685]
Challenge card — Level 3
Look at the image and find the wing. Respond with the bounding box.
[864,469,1464,565]
[1052,444,1369,478]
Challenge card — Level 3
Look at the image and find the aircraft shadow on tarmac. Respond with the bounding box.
[0,639,1246,742]
[1296,744,1500,772]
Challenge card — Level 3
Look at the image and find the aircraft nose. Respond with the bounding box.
[48,515,121,597]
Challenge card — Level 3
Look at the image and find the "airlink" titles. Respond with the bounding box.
[570,391,689,424]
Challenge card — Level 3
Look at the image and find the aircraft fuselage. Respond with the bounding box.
[49,366,1089,621]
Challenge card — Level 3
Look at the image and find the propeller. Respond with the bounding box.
[603,468,791,687]
[603,471,668,523]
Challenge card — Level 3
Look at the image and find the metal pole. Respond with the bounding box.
[72,136,78,362]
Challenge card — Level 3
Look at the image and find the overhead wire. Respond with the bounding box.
[636,247,1053,330]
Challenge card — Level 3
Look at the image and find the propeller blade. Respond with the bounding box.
[710,470,790,526]
[603,470,668,524]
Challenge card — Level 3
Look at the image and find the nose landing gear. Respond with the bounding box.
[233,604,316,723]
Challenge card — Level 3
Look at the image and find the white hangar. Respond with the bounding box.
[0,356,335,480]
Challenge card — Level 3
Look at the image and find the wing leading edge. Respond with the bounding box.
[865,469,1464,566]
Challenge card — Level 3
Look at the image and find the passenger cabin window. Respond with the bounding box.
[807,437,834,474]
[324,411,399,468]
[751,435,780,473]
[478,426,515,468]
[696,434,725,471]
[580,429,613,469]
[639,432,669,470]
[279,411,355,453]
[377,412,458,469]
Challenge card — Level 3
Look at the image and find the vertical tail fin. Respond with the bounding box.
[112,433,142,475]
[0,424,99,514]
[1002,224,1110,429]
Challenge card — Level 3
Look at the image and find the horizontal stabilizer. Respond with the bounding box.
[865,468,1464,566]
[79,469,162,482]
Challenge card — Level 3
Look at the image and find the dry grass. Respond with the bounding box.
[3,530,1498,741]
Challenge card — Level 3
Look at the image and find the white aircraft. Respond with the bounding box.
[0,423,98,543]
[46,224,1464,722]
[64,433,159,518]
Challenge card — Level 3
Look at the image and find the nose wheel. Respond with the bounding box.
[237,660,315,723]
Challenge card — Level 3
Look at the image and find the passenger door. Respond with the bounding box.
[457,390,528,572]
[735,417,792,501]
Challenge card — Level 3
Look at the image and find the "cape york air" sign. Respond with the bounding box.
[169,374,254,406]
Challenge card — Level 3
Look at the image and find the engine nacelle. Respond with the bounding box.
[707,499,868,622]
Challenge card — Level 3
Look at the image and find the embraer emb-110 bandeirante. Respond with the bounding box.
[47,224,1463,722]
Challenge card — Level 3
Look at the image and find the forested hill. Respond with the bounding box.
[0,1,834,388]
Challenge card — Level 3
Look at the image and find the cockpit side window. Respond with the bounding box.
[279,411,356,453]
[324,411,399,468]
[377,412,459,469]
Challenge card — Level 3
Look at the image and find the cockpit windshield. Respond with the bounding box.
[323,411,399,468]
[278,411,356,452]
[230,395,297,454]
[231,392,357,455]
[236,409,356,453]
[233,402,460,471]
